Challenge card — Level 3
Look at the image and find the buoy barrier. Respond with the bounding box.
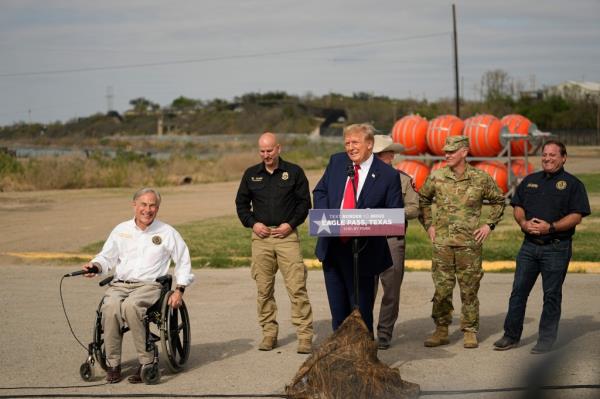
[501,114,538,156]
[395,160,430,192]
[391,114,429,155]
[463,114,508,157]
[426,115,465,155]
[509,159,534,178]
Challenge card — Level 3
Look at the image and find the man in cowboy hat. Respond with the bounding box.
[372,135,420,350]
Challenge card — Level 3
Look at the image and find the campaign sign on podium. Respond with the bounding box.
[309,208,405,237]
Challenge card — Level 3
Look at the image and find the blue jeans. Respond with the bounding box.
[503,239,572,345]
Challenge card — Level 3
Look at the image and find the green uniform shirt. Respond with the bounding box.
[419,164,506,247]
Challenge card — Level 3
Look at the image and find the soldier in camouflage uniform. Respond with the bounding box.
[419,136,505,349]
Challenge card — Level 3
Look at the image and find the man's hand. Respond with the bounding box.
[252,222,271,238]
[168,290,183,309]
[473,224,492,243]
[271,223,292,239]
[427,226,436,242]
[82,262,100,278]
[522,217,551,235]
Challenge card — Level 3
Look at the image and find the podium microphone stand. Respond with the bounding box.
[348,165,360,311]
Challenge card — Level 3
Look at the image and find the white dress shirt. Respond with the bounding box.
[92,218,195,286]
[341,153,374,208]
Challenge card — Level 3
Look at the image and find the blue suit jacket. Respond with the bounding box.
[313,152,403,275]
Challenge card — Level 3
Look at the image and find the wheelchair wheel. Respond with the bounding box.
[141,363,161,384]
[79,362,95,381]
[160,291,191,373]
[92,300,108,371]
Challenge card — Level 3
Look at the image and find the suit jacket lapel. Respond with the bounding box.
[358,159,379,208]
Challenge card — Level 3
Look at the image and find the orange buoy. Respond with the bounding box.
[509,159,535,178]
[426,115,464,155]
[501,114,536,156]
[391,115,429,155]
[463,114,508,157]
[473,161,509,193]
[430,161,448,172]
[395,160,430,192]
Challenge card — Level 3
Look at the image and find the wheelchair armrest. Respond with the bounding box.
[99,275,114,287]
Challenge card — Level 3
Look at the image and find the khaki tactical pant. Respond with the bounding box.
[251,230,313,340]
[375,237,406,340]
[101,282,162,367]
[431,244,483,332]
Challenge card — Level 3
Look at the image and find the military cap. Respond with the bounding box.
[442,135,469,152]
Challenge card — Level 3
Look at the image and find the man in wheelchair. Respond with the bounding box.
[81,187,194,384]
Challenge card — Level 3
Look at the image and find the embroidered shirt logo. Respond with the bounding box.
[152,235,162,245]
[526,183,539,188]
[282,171,289,181]
[251,176,263,182]
[556,180,567,190]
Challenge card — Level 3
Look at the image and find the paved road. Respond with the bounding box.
[0,264,598,398]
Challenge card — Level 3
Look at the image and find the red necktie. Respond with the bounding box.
[342,164,360,209]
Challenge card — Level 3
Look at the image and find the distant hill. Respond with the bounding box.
[0,90,596,140]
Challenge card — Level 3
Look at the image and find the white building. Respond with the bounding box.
[545,81,600,101]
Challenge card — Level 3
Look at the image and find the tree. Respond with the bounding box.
[171,96,201,110]
[480,69,514,102]
[129,97,160,114]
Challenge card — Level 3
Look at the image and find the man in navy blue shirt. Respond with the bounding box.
[494,140,591,354]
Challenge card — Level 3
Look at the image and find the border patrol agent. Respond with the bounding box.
[494,140,590,354]
[235,132,314,354]
[419,136,505,349]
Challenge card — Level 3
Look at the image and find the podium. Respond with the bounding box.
[309,208,405,237]
[309,208,405,310]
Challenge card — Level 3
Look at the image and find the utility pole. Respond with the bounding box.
[106,86,114,112]
[452,4,460,117]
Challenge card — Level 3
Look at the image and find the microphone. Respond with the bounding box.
[64,265,98,277]
[346,163,355,178]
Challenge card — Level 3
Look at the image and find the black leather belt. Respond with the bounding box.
[525,237,567,246]
[114,279,139,284]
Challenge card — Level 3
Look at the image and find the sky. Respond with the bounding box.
[0,0,599,126]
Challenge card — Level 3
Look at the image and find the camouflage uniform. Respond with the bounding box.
[419,163,505,332]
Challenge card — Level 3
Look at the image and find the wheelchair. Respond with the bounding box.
[79,274,191,384]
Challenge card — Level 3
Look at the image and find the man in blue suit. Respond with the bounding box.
[313,123,403,332]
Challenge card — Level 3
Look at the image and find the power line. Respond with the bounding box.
[0,32,450,78]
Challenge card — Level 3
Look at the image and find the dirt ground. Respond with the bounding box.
[0,150,599,398]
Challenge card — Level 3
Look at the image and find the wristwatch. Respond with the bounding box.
[549,223,556,234]
[176,286,186,294]
[487,223,496,231]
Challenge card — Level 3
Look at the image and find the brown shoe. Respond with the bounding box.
[463,331,479,349]
[297,339,312,354]
[424,325,450,347]
[128,365,143,384]
[258,336,277,351]
[106,365,122,383]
